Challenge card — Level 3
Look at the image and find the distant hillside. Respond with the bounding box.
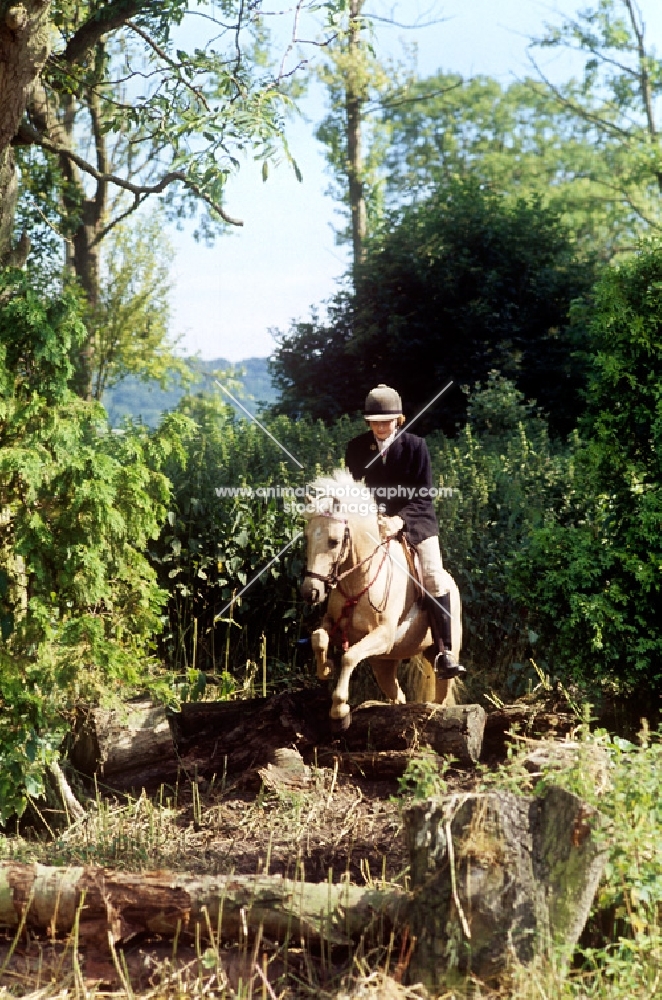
[103,357,278,427]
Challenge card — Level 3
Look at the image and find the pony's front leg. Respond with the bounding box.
[312,624,332,680]
[331,625,395,720]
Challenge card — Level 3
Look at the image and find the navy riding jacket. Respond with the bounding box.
[344,430,439,546]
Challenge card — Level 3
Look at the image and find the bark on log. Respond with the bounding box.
[0,785,605,989]
[71,701,180,791]
[404,786,606,988]
[72,690,486,792]
[0,863,406,948]
[482,704,577,762]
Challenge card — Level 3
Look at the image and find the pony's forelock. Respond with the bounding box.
[303,469,378,528]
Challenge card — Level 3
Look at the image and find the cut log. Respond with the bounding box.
[331,701,486,767]
[0,863,406,949]
[403,786,607,988]
[482,704,577,761]
[72,690,486,793]
[71,701,180,791]
[0,785,605,990]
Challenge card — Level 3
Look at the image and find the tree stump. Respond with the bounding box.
[403,786,606,988]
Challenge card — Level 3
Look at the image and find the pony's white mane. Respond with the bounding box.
[304,469,379,529]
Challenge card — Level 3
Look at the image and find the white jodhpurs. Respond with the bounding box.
[415,535,446,598]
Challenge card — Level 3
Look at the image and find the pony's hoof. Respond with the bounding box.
[317,664,332,681]
[331,710,352,732]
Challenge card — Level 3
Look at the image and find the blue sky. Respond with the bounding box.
[169,0,662,361]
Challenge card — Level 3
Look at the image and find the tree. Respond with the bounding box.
[315,0,380,276]
[529,0,662,242]
[2,1,311,397]
[90,212,188,401]
[378,72,641,253]
[271,180,598,436]
[509,240,662,694]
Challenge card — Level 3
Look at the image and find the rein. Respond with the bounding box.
[303,513,399,651]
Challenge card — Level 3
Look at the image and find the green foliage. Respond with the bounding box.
[379,71,652,253]
[91,213,188,400]
[272,180,597,436]
[532,0,662,239]
[426,374,574,689]
[152,390,364,676]
[395,751,450,802]
[509,242,662,693]
[0,272,184,819]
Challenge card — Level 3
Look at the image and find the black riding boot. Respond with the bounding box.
[426,592,466,679]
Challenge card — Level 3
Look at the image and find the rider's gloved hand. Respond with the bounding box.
[378,514,404,538]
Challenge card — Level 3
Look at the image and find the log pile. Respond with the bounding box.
[72,689,487,792]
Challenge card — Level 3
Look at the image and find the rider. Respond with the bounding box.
[344,384,465,679]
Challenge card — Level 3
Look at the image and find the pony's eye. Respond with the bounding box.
[328,539,339,549]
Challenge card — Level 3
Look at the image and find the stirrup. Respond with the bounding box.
[433,651,466,679]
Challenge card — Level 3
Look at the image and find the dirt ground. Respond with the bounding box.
[0,754,481,996]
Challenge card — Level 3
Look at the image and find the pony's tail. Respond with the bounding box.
[399,654,460,707]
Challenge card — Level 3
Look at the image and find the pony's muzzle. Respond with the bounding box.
[301,577,326,605]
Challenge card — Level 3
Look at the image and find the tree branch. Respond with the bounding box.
[125,21,210,110]
[527,55,635,139]
[16,123,243,226]
[57,0,150,67]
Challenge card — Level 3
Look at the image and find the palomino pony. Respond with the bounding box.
[301,471,462,722]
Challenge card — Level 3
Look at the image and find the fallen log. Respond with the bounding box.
[72,690,486,792]
[482,703,577,761]
[0,863,405,947]
[0,786,605,989]
[330,701,485,767]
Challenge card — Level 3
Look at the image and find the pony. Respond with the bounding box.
[301,470,462,721]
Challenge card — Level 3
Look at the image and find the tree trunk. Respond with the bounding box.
[0,786,605,989]
[59,84,107,400]
[346,0,366,279]
[0,0,51,262]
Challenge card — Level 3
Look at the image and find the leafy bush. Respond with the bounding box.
[509,242,662,695]
[427,374,574,691]
[0,272,182,819]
